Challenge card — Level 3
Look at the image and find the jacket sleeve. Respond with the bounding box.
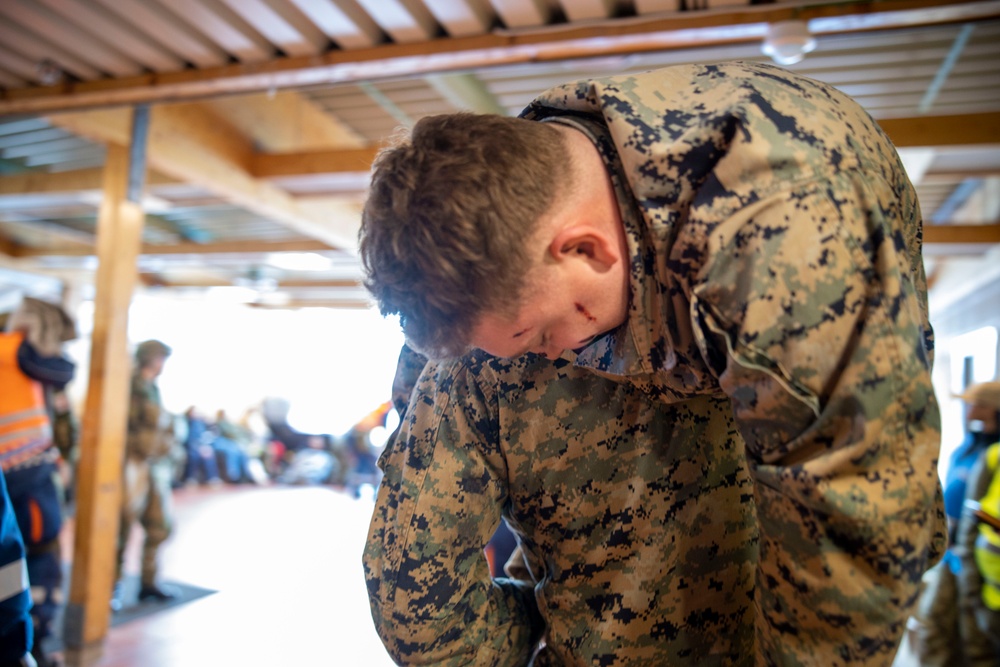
[363,358,542,665]
[690,174,945,664]
[16,338,75,389]
[0,472,33,664]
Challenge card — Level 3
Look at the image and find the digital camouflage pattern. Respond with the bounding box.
[119,371,174,585]
[364,61,946,665]
[126,373,173,460]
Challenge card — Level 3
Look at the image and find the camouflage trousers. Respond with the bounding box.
[913,559,997,666]
[117,456,173,586]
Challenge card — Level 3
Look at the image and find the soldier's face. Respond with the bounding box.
[471,125,630,359]
[471,265,628,360]
[145,355,166,378]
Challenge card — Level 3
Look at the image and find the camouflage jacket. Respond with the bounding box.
[364,62,946,666]
[126,373,172,460]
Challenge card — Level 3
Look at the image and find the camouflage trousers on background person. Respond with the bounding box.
[913,559,997,666]
[116,457,173,587]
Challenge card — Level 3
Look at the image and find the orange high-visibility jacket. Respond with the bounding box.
[0,331,52,471]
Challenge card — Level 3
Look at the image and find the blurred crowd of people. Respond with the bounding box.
[175,398,390,497]
[0,296,392,666]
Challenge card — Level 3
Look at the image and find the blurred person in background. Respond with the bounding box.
[0,469,37,667]
[1,297,76,667]
[915,381,1000,666]
[113,340,177,611]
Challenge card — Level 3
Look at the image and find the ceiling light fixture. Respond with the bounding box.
[36,59,65,86]
[761,20,816,66]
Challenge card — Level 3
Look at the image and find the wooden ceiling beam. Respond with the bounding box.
[8,238,338,258]
[923,223,1000,244]
[139,274,361,288]
[921,169,1000,183]
[250,146,380,178]
[47,104,360,250]
[0,167,180,196]
[205,90,366,152]
[243,112,1000,180]
[1,0,997,114]
[879,112,1000,148]
[0,230,17,256]
[0,215,96,247]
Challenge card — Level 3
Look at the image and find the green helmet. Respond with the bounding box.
[135,339,172,366]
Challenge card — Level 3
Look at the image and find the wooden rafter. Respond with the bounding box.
[240,113,1000,178]
[1,0,997,114]
[879,113,1000,148]
[6,238,338,258]
[46,104,359,251]
[0,167,179,196]
[139,274,361,288]
[923,223,1000,244]
[250,146,380,179]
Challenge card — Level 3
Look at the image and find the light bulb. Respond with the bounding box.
[762,20,817,66]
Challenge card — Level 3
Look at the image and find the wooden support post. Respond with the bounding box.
[64,122,146,651]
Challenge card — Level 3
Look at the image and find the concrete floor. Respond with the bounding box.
[61,484,394,667]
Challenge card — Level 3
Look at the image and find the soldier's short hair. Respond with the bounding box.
[135,339,171,367]
[359,113,568,359]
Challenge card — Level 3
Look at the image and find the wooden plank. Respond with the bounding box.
[246,113,1000,179]
[218,0,327,57]
[353,0,438,44]
[47,104,360,250]
[0,20,103,81]
[424,0,495,37]
[0,67,28,90]
[0,43,40,83]
[9,237,335,257]
[36,0,186,73]
[91,0,229,68]
[140,274,360,288]
[64,141,144,650]
[204,91,366,152]
[490,0,552,28]
[0,231,16,256]
[559,0,616,22]
[5,0,997,113]
[250,146,380,178]
[0,0,143,78]
[0,167,179,196]
[286,0,383,49]
[923,223,1000,244]
[878,112,1000,147]
[159,0,274,63]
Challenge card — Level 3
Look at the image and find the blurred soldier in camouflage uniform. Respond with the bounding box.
[112,339,177,610]
[360,62,946,665]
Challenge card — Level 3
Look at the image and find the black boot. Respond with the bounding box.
[138,583,176,602]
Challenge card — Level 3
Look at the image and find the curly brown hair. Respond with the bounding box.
[359,113,568,359]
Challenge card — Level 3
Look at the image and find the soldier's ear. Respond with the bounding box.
[548,225,619,270]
